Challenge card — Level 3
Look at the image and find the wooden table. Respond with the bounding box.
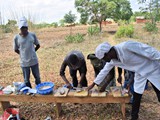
[0,92,130,120]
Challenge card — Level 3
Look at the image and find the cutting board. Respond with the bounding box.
[110,86,128,97]
[110,86,122,97]
[67,89,75,96]
[74,90,88,97]
[90,86,106,97]
[54,87,69,97]
[91,91,106,97]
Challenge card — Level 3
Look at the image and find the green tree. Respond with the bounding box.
[154,0,160,21]
[129,11,150,22]
[134,11,150,19]
[64,11,77,35]
[80,11,88,24]
[3,20,17,33]
[75,0,133,31]
[110,0,133,22]
[51,22,58,28]
[64,11,76,24]
[59,19,65,27]
[138,0,160,23]
[75,0,116,32]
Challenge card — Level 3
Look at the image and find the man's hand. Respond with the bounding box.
[66,83,72,89]
[61,75,72,89]
[15,49,20,54]
[126,84,130,93]
[117,76,122,84]
[87,83,95,91]
[35,44,40,51]
[77,83,82,88]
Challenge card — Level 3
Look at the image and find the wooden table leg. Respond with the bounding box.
[0,101,10,112]
[121,103,126,120]
[55,103,62,118]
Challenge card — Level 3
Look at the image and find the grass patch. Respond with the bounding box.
[65,33,85,43]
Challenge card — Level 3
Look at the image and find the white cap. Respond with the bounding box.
[18,16,28,29]
[95,42,112,59]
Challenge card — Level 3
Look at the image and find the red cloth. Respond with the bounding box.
[0,90,3,95]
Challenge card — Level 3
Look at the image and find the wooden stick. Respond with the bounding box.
[55,103,62,117]
[121,102,126,120]
[0,101,10,112]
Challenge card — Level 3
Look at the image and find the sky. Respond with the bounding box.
[0,0,143,24]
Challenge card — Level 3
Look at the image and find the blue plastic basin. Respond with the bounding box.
[36,82,54,95]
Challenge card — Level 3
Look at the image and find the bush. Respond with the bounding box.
[51,22,58,28]
[143,22,158,33]
[74,33,84,43]
[125,25,134,37]
[0,20,17,33]
[115,24,134,38]
[65,35,75,43]
[117,20,128,26]
[88,25,100,36]
[129,16,136,23]
[35,23,50,29]
[3,27,13,33]
[35,22,58,29]
[65,33,84,43]
[115,26,126,38]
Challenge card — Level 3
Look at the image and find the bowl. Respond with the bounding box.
[36,82,54,95]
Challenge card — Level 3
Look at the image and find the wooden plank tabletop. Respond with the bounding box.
[0,92,130,103]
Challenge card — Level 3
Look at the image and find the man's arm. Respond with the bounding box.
[33,33,40,51]
[117,67,122,84]
[14,49,20,54]
[60,60,72,89]
[35,44,40,51]
[13,36,19,54]
[79,60,87,86]
[99,68,115,92]
[94,62,114,85]
[87,62,114,91]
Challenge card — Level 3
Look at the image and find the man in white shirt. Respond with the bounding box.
[87,40,160,120]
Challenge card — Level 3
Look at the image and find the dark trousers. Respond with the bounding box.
[21,64,41,88]
[131,83,160,120]
[69,68,87,87]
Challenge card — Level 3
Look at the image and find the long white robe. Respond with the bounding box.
[94,40,160,94]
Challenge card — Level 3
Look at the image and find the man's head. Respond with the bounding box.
[19,16,28,36]
[87,53,103,68]
[20,26,28,36]
[95,42,111,60]
[68,54,79,68]
[95,42,117,62]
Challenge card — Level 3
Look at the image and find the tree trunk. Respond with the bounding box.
[150,12,154,24]
[151,0,155,24]
[99,21,102,32]
[70,26,72,35]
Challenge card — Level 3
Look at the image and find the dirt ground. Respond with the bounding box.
[0,24,160,120]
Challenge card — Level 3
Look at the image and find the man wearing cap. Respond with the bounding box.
[60,50,87,88]
[87,40,160,120]
[13,16,41,88]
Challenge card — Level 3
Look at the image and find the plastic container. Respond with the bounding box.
[2,108,20,120]
[36,82,54,95]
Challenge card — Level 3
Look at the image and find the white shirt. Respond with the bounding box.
[94,40,160,94]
